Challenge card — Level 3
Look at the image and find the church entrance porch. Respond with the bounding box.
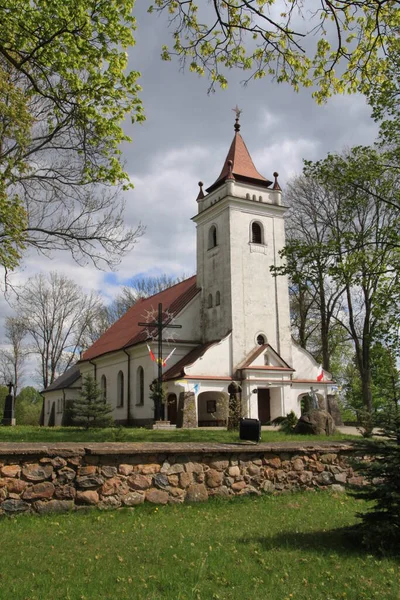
[257,388,271,424]
[197,391,229,427]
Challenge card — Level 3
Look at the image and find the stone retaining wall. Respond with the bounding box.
[0,442,365,515]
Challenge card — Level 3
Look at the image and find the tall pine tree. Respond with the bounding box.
[71,375,114,429]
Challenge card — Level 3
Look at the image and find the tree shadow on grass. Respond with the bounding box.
[239,526,384,559]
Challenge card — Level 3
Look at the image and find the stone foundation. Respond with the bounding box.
[0,442,365,515]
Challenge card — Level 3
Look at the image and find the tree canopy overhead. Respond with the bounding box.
[152,1,399,101]
[0,0,144,271]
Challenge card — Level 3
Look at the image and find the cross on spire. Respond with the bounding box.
[232,105,242,132]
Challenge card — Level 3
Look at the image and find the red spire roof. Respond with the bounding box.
[206,131,272,193]
[81,276,199,361]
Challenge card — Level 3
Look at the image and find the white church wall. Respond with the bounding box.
[195,203,233,343]
[184,335,231,377]
[291,343,321,380]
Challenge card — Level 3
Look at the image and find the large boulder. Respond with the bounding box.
[294,409,336,436]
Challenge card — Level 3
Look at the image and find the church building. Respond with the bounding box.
[42,115,333,427]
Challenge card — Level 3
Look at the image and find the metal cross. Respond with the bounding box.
[138,302,182,421]
[232,105,242,119]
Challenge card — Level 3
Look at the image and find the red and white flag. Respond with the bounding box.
[162,347,176,367]
[317,365,324,382]
[147,344,156,362]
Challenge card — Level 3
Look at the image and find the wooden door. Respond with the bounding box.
[257,388,271,424]
[167,394,177,425]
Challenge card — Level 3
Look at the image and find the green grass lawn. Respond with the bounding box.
[0,492,398,600]
[0,425,358,443]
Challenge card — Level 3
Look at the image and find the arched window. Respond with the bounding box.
[208,225,217,249]
[257,334,266,345]
[117,370,124,407]
[215,291,221,306]
[251,222,263,244]
[136,366,144,406]
[100,375,107,401]
[208,293,213,308]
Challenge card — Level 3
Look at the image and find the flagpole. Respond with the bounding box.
[157,303,163,421]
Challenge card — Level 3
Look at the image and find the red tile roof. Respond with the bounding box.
[206,132,272,193]
[81,276,199,361]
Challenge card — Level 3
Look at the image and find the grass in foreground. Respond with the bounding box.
[0,492,398,600]
[0,425,358,443]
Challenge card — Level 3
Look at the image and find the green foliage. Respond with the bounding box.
[150,1,399,102]
[271,411,298,434]
[227,383,242,431]
[15,387,43,425]
[71,375,114,429]
[0,0,144,271]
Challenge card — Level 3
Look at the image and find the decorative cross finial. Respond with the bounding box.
[232,105,242,132]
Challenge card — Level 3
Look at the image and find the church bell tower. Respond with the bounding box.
[192,110,292,369]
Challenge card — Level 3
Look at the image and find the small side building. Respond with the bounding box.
[41,365,81,426]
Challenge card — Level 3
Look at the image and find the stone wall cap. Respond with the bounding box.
[0,443,86,457]
[0,441,355,458]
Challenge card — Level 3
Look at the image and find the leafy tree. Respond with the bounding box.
[71,374,113,429]
[0,0,144,272]
[0,317,27,395]
[15,271,102,389]
[275,175,345,372]
[15,386,42,425]
[152,1,398,101]
[276,147,400,434]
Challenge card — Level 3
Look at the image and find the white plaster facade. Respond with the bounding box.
[42,124,334,427]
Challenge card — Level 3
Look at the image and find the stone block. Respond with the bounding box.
[34,500,74,514]
[167,474,179,487]
[58,467,76,484]
[123,492,145,506]
[54,485,76,501]
[146,489,169,505]
[1,465,21,478]
[206,469,224,488]
[228,466,240,477]
[153,473,169,489]
[208,459,229,471]
[185,462,203,474]
[141,464,161,475]
[127,474,151,491]
[262,480,275,494]
[51,457,68,469]
[79,466,97,476]
[22,464,53,482]
[179,472,193,489]
[186,484,208,502]
[292,459,304,472]
[101,466,118,478]
[119,464,134,476]
[320,453,338,464]
[334,473,347,484]
[4,478,28,494]
[331,484,345,494]
[76,475,104,489]
[2,499,30,513]
[231,481,247,492]
[167,463,184,475]
[101,477,124,496]
[76,490,99,505]
[22,482,55,500]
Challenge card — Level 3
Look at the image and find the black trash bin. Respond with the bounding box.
[239,418,261,443]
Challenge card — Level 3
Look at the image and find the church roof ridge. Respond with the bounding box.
[80,275,199,362]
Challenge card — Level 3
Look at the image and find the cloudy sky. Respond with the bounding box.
[1,3,380,386]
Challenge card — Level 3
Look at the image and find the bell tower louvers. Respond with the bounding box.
[193,113,292,370]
